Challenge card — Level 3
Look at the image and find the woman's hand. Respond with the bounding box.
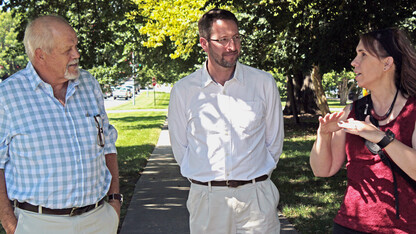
[338,115,385,143]
[317,111,345,136]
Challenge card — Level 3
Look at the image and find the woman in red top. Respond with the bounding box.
[310,28,416,233]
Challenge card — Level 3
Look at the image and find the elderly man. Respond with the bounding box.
[0,15,121,234]
[168,9,284,233]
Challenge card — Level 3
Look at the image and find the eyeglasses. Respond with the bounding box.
[209,35,242,46]
[94,115,105,147]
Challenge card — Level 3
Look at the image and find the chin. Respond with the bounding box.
[65,72,79,80]
[65,68,80,80]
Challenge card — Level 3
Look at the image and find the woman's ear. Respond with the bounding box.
[383,56,394,71]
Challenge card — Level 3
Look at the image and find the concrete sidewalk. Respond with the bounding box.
[120,123,299,234]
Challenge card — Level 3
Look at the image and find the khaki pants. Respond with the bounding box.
[14,202,119,234]
[187,178,280,234]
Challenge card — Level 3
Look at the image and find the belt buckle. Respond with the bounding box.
[69,207,78,216]
[226,180,239,188]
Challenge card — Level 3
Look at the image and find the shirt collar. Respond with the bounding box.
[26,62,80,91]
[200,61,244,88]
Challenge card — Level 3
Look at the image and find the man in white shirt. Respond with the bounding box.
[168,9,284,233]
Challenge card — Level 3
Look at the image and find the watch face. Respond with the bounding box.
[386,129,395,139]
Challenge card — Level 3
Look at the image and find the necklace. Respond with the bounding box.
[370,89,399,121]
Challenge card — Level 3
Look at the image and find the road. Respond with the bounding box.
[104,96,129,109]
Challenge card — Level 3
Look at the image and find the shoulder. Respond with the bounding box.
[77,69,100,87]
[78,69,96,81]
[237,63,275,85]
[173,67,203,91]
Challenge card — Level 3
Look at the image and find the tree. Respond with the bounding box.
[1,0,140,86]
[0,11,27,80]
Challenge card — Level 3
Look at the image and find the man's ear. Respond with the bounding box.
[35,48,45,61]
[200,37,209,53]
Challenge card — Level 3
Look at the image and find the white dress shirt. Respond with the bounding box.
[168,61,284,182]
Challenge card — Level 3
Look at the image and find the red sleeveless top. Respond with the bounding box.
[334,96,416,233]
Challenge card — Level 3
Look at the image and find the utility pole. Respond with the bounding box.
[131,52,136,106]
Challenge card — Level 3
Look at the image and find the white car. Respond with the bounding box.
[113,87,132,100]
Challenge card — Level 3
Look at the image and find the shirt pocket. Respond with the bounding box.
[231,100,264,133]
[188,103,225,136]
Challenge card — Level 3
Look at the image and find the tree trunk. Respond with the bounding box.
[311,64,330,115]
[286,75,299,123]
[339,74,349,105]
[283,70,319,117]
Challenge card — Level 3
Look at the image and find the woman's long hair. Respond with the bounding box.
[360,28,416,97]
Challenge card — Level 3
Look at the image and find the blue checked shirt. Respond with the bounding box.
[0,62,118,209]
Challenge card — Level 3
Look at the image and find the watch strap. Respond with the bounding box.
[108,193,123,203]
[377,129,395,149]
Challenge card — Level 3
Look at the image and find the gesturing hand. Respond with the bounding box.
[317,111,345,136]
[338,115,385,143]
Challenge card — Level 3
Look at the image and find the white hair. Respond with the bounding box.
[23,15,72,62]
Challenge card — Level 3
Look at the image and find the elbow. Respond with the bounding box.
[312,170,332,178]
[310,164,334,178]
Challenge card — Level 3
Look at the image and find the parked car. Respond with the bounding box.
[113,87,132,100]
[123,85,139,94]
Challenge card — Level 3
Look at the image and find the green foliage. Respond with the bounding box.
[129,0,207,59]
[0,11,27,79]
[88,65,120,87]
[322,69,355,97]
[1,0,138,83]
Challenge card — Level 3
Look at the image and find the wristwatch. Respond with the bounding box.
[108,193,124,204]
[377,129,395,149]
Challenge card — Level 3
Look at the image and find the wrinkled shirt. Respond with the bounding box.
[168,62,284,181]
[0,62,117,209]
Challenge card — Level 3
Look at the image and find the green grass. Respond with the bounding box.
[282,98,350,112]
[327,98,351,110]
[271,115,347,233]
[107,91,170,110]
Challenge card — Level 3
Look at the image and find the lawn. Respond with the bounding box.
[107,91,170,110]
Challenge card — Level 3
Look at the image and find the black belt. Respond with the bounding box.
[190,175,268,188]
[12,198,105,216]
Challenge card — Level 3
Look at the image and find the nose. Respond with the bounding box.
[351,56,358,67]
[226,38,237,50]
[72,47,80,59]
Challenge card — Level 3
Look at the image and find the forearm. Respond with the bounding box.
[0,170,17,234]
[310,132,335,176]
[105,153,120,195]
[384,140,416,180]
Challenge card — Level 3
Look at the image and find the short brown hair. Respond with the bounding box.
[198,9,238,39]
